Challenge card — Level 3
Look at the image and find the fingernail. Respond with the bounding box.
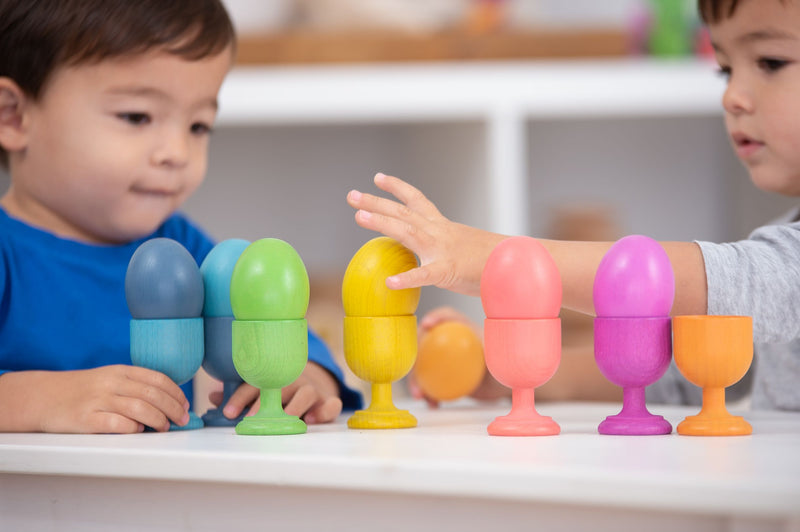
[349,190,361,201]
[375,172,386,181]
[357,210,372,221]
[180,412,190,425]
[305,414,316,425]
[223,405,236,418]
[184,400,190,410]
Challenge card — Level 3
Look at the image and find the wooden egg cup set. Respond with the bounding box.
[128,234,752,438]
[476,235,753,437]
[126,237,311,435]
[344,235,753,437]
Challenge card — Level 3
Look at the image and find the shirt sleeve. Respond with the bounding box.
[307,328,362,411]
[697,218,800,344]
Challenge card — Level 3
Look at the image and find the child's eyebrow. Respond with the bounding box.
[737,28,798,44]
[104,86,218,110]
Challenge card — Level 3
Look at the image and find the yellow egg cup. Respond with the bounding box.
[344,316,418,429]
[342,237,421,430]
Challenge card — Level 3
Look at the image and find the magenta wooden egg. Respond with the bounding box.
[593,235,675,317]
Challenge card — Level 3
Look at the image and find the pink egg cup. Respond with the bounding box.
[484,318,561,436]
[594,317,672,435]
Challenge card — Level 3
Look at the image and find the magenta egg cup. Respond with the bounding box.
[594,317,672,435]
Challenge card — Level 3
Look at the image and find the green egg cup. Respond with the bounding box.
[232,319,308,436]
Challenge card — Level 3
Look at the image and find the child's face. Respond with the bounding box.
[6,46,232,243]
[709,0,800,196]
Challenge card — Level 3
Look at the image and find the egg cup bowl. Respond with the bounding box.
[344,316,418,429]
[130,317,205,431]
[201,316,245,427]
[594,317,672,435]
[233,319,308,436]
[673,315,753,436]
[484,318,561,436]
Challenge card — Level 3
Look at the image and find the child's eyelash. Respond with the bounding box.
[116,112,151,125]
[716,66,732,80]
[757,57,790,73]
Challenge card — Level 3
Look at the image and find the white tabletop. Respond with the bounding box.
[1,401,799,531]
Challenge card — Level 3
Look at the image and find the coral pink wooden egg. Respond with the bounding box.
[480,237,562,319]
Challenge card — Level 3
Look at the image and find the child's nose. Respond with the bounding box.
[722,77,755,116]
[152,128,190,168]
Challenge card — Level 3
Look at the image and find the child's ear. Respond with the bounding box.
[0,77,29,153]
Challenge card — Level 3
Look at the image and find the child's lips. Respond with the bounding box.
[731,132,765,159]
[131,186,179,198]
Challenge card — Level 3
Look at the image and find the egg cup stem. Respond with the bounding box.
[594,317,673,436]
[487,387,560,436]
[677,387,752,436]
[347,382,417,429]
[235,388,306,435]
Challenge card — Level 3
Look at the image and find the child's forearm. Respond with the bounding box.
[0,371,50,432]
[542,239,707,317]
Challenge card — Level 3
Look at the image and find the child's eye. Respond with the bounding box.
[757,57,789,73]
[716,65,732,82]
[190,122,213,135]
[117,112,151,125]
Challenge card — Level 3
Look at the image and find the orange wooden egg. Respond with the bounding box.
[414,321,486,401]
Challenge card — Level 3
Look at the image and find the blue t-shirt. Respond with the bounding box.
[0,208,361,410]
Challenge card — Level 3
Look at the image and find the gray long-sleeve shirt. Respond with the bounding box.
[648,208,800,411]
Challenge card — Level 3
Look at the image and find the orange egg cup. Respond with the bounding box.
[673,315,753,436]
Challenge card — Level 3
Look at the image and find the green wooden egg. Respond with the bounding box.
[230,238,310,320]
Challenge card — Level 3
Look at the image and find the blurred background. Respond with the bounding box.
[1,0,795,402]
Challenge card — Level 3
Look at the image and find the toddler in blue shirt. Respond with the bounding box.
[0,0,359,433]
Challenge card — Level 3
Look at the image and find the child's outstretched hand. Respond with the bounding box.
[347,173,506,297]
[0,365,190,433]
[216,362,343,424]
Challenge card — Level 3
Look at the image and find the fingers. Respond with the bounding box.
[387,262,453,291]
[283,383,343,424]
[116,367,190,430]
[222,383,259,419]
[107,393,183,432]
[353,209,432,257]
[86,412,145,434]
[305,396,343,424]
[207,389,223,407]
[124,366,189,410]
[372,173,442,219]
[408,373,441,410]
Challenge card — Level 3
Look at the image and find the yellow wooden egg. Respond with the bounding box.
[413,321,486,401]
[342,237,420,317]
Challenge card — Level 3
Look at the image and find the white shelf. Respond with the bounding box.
[217,58,726,126]
[2,402,799,531]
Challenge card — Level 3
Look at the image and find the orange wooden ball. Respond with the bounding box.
[414,321,486,401]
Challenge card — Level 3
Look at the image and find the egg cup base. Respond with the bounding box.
[598,412,672,435]
[347,408,417,429]
[487,413,560,436]
[235,414,307,436]
[168,412,204,431]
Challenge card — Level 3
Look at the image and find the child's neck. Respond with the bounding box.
[0,187,105,244]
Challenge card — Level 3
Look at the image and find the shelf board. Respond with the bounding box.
[217,58,725,126]
[235,28,629,65]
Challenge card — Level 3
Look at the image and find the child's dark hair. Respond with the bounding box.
[0,0,236,168]
[698,0,787,23]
